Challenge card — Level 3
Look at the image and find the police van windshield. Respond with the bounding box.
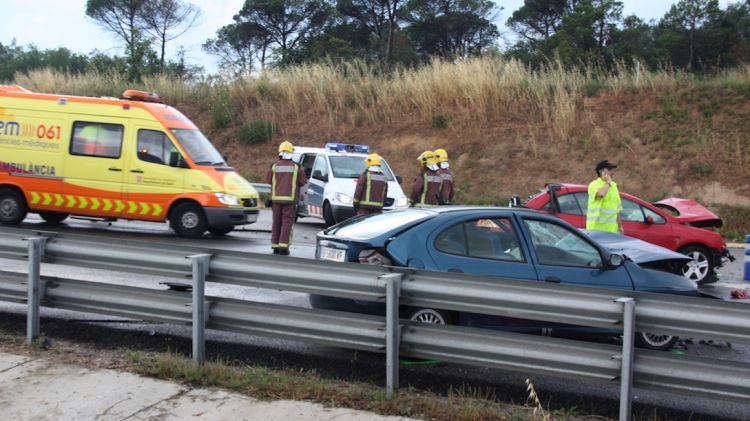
[170,129,225,165]
[329,156,396,180]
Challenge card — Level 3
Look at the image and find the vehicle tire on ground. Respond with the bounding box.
[208,226,233,236]
[323,202,336,228]
[170,202,207,238]
[678,244,715,284]
[0,188,28,225]
[407,308,452,325]
[635,332,678,351]
[38,211,69,225]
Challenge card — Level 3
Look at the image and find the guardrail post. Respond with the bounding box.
[743,234,749,281]
[381,273,403,396]
[189,254,211,364]
[25,237,47,345]
[616,297,636,421]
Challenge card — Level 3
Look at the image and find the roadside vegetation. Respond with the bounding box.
[12,60,750,240]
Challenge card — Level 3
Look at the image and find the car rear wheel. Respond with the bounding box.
[635,332,678,351]
[323,202,336,227]
[407,308,451,325]
[678,244,715,284]
[0,188,27,225]
[39,211,69,225]
[170,202,207,238]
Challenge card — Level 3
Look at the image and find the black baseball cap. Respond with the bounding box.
[595,160,618,172]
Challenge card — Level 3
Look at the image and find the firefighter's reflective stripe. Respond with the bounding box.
[271,164,299,201]
[360,172,386,207]
[28,191,163,216]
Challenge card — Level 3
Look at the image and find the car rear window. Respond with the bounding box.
[325,210,432,239]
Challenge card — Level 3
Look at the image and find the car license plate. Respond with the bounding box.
[320,246,346,262]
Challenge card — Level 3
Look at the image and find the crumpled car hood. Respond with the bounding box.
[654,198,722,228]
[584,230,691,265]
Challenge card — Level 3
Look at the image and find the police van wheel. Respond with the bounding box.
[323,202,336,227]
[170,203,207,238]
[39,211,69,225]
[0,188,27,225]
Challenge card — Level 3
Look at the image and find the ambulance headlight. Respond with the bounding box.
[215,193,241,206]
[334,193,354,205]
[395,197,408,207]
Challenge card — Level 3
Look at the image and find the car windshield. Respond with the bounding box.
[170,129,225,165]
[326,210,433,239]
[329,156,396,180]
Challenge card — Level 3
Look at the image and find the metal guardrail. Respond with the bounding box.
[2,226,750,420]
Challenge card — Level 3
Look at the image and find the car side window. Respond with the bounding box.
[71,121,123,158]
[312,155,329,180]
[573,192,589,214]
[435,218,524,262]
[523,219,602,267]
[557,193,583,215]
[137,129,175,165]
[300,154,316,178]
[621,198,645,222]
[643,206,667,224]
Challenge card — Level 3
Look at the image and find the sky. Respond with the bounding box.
[0,0,740,74]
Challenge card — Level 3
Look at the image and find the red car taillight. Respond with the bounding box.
[358,249,392,266]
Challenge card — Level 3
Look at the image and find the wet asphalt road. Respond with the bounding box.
[1,211,749,420]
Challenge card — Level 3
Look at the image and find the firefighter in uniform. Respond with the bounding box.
[353,153,388,216]
[586,160,623,233]
[434,148,454,205]
[410,150,442,207]
[266,140,307,255]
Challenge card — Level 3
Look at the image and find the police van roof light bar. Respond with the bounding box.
[325,142,369,153]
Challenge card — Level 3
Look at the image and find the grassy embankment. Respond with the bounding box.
[14,59,750,240]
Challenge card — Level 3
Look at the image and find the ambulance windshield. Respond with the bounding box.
[170,129,225,165]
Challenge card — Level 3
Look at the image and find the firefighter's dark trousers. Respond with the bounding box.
[271,203,296,253]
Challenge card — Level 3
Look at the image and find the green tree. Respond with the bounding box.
[204,21,271,75]
[141,0,202,71]
[337,0,407,66]
[405,0,500,60]
[85,0,150,79]
[658,0,721,71]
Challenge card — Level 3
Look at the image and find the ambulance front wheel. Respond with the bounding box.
[0,188,28,225]
[39,211,69,225]
[170,202,207,238]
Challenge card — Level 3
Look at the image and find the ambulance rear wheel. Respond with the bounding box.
[39,211,69,225]
[0,188,27,225]
[323,202,336,227]
[208,226,233,236]
[170,202,207,238]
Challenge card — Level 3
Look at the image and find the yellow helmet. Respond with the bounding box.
[365,153,382,167]
[417,150,434,166]
[278,140,294,154]
[434,148,448,163]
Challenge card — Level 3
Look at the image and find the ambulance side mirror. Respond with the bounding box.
[396,175,403,184]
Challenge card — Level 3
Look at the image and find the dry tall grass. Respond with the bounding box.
[11,57,721,144]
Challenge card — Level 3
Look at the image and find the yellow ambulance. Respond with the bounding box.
[0,85,259,237]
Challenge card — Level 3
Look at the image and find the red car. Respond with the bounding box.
[523,183,733,284]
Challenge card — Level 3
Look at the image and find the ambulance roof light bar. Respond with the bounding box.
[325,142,369,153]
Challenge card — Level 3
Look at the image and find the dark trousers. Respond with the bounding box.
[356,207,382,216]
[271,203,296,250]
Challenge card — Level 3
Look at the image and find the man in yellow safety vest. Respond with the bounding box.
[586,160,623,233]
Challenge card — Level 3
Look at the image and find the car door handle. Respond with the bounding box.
[448,268,464,273]
[130,169,144,173]
[544,276,561,283]
[108,167,122,172]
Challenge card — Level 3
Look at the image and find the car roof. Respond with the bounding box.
[396,205,544,216]
[293,146,369,157]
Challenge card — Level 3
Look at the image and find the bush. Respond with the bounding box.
[210,88,233,129]
[238,119,275,145]
[431,113,451,129]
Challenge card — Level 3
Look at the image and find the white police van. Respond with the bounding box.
[293,143,409,227]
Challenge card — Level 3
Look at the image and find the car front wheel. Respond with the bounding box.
[323,202,336,227]
[678,244,715,284]
[170,202,207,238]
[635,332,678,351]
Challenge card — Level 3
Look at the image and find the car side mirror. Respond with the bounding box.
[312,170,328,182]
[169,151,189,168]
[396,175,402,184]
[645,215,654,224]
[608,254,625,268]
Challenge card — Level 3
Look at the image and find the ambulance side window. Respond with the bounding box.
[71,122,123,158]
[137,129,176,165]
